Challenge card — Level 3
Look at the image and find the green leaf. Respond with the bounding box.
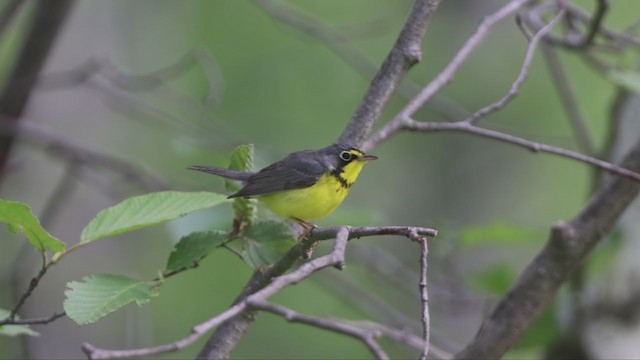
[241,220,296,268]
[64,274,159,325]
[0,199,65,253]
[226,144,254,190]
[81,191,227,244]
[226,144,257,223]
[468,264,515,295]
[0,308,39,337]
[165,230,228,274]
[608,69,640,93]
[460,221,540,247]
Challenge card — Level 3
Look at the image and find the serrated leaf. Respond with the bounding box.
[165,230,228,274]
[0,199,65,253]
[81,191,227,244]
[468,263,515,295]
[0,308,39,337]
[608,69,640,93]
[226,144,257,223]
[64,274,159,325]
[241,220,296,268]
[460,221,540,247]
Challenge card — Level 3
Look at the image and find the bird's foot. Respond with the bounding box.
[292,218,318,259]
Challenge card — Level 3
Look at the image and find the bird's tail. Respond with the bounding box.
[188,165,254,181]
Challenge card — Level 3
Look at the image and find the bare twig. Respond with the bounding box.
[404,120,640,182]
[337,0,441,147]
[363,0,532,151]
[0,311,65,326]
[465,12,564,124]
[82,227,350,360]
[524,2,639,50]
[80,225,436,359]
[577,0,609,48]
[8,259,48,320]
[455,132,640,358]
[249,301,389,360]
[254,0,469,121]
[362,8,640,184]
[411,230,430,360]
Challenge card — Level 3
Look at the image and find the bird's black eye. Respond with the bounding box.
[339,151,353,162]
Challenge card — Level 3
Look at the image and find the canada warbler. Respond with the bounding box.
[189,144,377,227]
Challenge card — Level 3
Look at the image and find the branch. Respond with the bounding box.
[0,0,74,177]
[362,9,640,184]
[455,131,640,358]
[337,0,441,147]
[254,0,469,121]
[412,230,430,360]
[8,257,48,320]
[404,120,640,182]
[248,301,389,360]
[82,227,349,360]
[355,321,451,360]
[363,0,532,151]
[80,225,436,359]
[465,12,564,125]
[0,311,65,326]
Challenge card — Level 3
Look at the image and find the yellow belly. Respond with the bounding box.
[257,173,349,221]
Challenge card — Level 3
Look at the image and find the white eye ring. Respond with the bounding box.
[339,151,353,161]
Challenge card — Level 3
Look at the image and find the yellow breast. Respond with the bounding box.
[257,159,367,221]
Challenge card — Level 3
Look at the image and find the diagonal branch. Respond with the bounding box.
[363,0,532,151]
[0,311,65,326]
[455,126,640,359]
[80,225,437,359]
[0,0,75,178]
[254,0,469,121]
[337,0,441,147]
[248,301,389,360]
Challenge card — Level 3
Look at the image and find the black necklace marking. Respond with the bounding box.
[331,168,351,190]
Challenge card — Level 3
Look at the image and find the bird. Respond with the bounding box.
[189,143,377,228]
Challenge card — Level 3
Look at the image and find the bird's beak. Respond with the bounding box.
[359,154,378,161]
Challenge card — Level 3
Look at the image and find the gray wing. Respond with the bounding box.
[229,151,324,198]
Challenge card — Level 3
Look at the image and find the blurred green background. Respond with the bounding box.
[1,0,640,359]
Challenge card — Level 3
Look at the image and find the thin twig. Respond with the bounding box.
[0,311,65,326]
[410,229,430,360]
[465,11,564,124]
[80,225,437,359]
[405,120,640,182]
[254,0,469,121]
[82,227,351,359]
[248,301,389,360]
[8,261,48,320]
[364,0,532,151]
